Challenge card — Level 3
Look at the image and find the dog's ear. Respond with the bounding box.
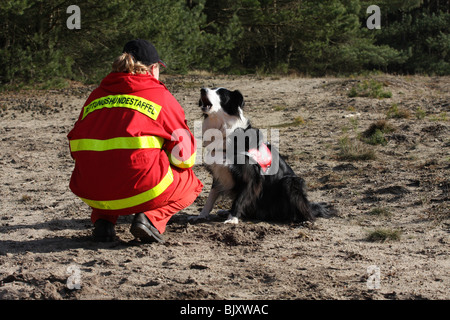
[232,90,245,109]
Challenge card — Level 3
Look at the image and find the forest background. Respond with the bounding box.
[0,0,449,88]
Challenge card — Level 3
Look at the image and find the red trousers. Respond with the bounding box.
[90,167,203,234]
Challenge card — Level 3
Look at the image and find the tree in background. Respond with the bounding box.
[0,0,448,86]
[0,0,241,85]
[362,0,450,75]
[289,0,404,75]
[121,0,242,74]
[204,0,404,75]
[0,1,75,85]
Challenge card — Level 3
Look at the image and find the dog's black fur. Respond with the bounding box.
[197,87,329,224]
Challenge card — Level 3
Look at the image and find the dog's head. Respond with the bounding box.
[199,88,245,118]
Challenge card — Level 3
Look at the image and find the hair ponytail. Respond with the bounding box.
[112,52,151,74]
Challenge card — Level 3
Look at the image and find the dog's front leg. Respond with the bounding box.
[224,177,262,225]
[190,183,221,221]
[200,186,220,218]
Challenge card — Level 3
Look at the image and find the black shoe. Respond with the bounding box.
[130,213,164,243]
[93,219,116,242]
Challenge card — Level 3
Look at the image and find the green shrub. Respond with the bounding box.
[348,79,392,99]
[387,104,411,119]
[338,136,376,161]
[362,120,395,146]
[367,207,392,218]
[366,228,401,242]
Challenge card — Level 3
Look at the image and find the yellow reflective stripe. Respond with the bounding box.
[79,167,174,210]
[167,151,197,169]
[82,94,162,120]
[70,136,164,152]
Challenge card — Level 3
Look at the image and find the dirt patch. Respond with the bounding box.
[0,74,449,300]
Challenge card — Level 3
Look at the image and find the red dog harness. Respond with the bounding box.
[246,143,272,173]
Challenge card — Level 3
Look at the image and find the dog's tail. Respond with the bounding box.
[309,202,332,219]
[289,177,335,221]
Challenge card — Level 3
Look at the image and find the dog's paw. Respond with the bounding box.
[224,216,239,224]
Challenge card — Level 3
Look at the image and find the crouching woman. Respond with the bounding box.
[67,39,203,243]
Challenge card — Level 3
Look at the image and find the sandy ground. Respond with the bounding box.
[0,74,448,301]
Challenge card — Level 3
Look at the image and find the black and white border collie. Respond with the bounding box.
[194,87,330,224]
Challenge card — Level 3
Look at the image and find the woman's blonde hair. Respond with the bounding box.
[112,52,154,74]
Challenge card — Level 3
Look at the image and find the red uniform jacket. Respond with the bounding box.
[68,72,199,215]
